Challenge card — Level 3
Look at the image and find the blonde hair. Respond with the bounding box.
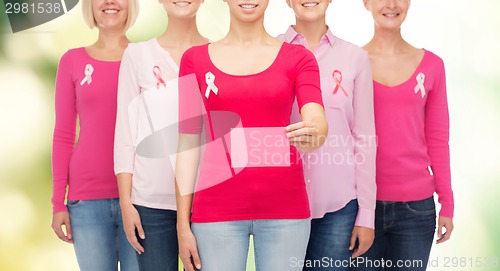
[82,0,139,30]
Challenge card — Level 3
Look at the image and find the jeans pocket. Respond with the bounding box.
[67,200,82,208]
[404,197,436,215]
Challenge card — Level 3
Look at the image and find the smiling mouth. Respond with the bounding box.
[240,4,258,9]
[103,9,119,14]
[383,13,400,17]
[302,2,319,8]
[174,1,191,6]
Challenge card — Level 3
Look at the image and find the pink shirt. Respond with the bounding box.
[179,43,324,222]
[279,26,377,228]
[114,39,179,210]
[52,48,120,213]
[374,50,454,217]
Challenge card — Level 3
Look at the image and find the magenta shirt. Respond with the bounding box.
[374,50,454,217]
[279,26,377,228]
[52,48,120,213]
[178,43,323,222]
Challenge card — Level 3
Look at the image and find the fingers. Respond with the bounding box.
[191,248,202,271]
[180,250,201,271]
[286,121,309,132]
[353,239,371,258]
[65,220,73,244]
[126,228,145,254]
[349,232,357,251]
[136,222,146,241]
[286,125,317,139]
[437,223,443,240]
[51,212,73,244]
[436,220,454,244]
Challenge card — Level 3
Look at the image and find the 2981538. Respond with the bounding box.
[428,256,499,269]
[5,2,63,14]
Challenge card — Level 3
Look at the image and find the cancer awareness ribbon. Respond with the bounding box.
[153,66,166,89]
[80,64,94,86]
[205,72,218,98]
[332,70,348,96]
[414,72,426,98]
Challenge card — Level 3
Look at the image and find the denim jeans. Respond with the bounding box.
[350,196,436,271]
[134,205,178,271]
[191,219,311,271]
[67,198,139,271]
[305,199,358,271]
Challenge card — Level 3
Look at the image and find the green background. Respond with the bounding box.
[0,0,499,270]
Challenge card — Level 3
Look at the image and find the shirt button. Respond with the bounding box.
[308,155,311,159]
[306,179,311,183]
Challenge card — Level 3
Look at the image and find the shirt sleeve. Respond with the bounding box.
[51,51,76,213]
[293,45,324,110]
[352,51,377,228]
[426,56,454,217]
[114,45,139,175]
[178,47,203,134]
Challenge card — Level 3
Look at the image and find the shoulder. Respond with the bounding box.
[182,43,208,61]
[58,47,87,69]
[335,37,370,62]
[423,49,445,66]
[282,42,315,62]
[60,47,85,61]
[123,39,159,57]
[420,49,446,75]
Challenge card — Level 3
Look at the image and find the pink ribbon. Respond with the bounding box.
[332,70,348,96]
[414,72,426,98]
[153,66,166,89]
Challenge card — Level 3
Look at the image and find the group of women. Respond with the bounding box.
[50,0,454,270]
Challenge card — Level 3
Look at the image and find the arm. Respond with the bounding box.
[425,57,454,243]
[51,51,75,243]
[114,45,144,252]
[287,103,328,152]
[350,52,376,258]
[287,46,327,152]
[176,134,202,271]
[176,48,203,271]
[118,173,144,254]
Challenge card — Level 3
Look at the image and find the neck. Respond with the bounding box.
[366,26,409,54]
[294,17,328,51]
[94,28,129,49]
[225,16,270,45]
[159,16,204,47]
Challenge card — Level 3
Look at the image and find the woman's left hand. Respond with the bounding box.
[286,121,320,152]
[437,216,454,244]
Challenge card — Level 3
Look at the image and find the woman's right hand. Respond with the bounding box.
[121,203,145,254]
[51,211,73,243]
[178,227,201,271]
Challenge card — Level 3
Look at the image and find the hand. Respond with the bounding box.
[121,203,145,254]
[51,211,73,244]
[436,216,453,244]
[350,226,374,258]
[286,121,319,152]
[178,227,201,271]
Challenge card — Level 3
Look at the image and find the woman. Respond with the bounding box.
[51,0,139,270]
[354,0,455,270]
[279,1,376,269]
[175,1,328,270]
[114,0,208,270]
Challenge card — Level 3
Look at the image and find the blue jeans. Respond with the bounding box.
[305,199,358,271]
[350,196,436,271]
[192,219,311,271]
[134,205,178,271]
[67,198,139,271]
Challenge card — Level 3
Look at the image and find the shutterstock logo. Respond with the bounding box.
[3,0,79,33]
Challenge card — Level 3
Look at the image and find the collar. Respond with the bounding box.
[283,25,336,47]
